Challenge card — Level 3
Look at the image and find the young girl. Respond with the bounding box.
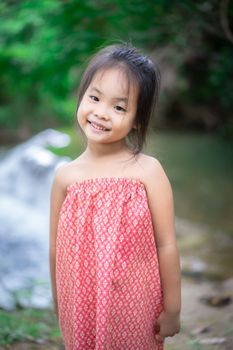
[50,43,181,350]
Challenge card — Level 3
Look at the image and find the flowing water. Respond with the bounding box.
[0,129,70,310]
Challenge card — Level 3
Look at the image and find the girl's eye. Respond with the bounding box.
[89,95,99,102]
[115,105,126,112]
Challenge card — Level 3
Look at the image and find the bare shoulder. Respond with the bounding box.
[52,158,82,193]
[136,153,167,179]
[137,154,173,195]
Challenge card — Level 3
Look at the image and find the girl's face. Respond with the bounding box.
[77,67,138,147]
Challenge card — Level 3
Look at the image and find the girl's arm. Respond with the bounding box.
[145,158,181,341]
[49,167,67,318]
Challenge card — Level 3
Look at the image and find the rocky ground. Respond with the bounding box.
[166,277,233,350]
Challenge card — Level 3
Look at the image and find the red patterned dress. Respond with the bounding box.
[56,177,163,350]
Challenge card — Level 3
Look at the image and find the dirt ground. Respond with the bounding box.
[166,278,233,350]
[1,278,232,350]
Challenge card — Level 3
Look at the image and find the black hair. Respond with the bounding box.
[77,43,160,154]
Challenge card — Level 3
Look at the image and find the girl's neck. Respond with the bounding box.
[84,141,131,161]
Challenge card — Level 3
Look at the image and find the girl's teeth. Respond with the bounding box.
[91,122,107,131]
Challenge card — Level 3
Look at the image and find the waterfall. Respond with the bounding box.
[0,129,70,310]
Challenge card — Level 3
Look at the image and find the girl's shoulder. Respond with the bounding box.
[52,158,84,192]
[53,153,170,192]
[136,152,160,167]
[137,153,171,191]
[137,153,164,177]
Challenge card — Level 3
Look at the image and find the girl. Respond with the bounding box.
[50,43,181,350]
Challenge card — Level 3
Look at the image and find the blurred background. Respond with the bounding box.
[0,1,233,349]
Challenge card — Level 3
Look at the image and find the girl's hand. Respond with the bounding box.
[155,311,180,343]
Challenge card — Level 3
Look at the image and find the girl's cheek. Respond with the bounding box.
[76,108,83,126]
[78,100,90,115]
[77,104,84,119]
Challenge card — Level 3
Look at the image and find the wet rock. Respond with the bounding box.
[200,295,232,307]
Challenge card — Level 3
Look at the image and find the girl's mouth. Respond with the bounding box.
[88,120,110,131]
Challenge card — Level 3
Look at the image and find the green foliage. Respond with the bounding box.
[0,308,61,346]
[0,0,232,135]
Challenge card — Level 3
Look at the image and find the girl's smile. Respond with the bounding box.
[77,67,138,146]
[87,119,111,132]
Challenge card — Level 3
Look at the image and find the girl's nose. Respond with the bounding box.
[94,104,109,120]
